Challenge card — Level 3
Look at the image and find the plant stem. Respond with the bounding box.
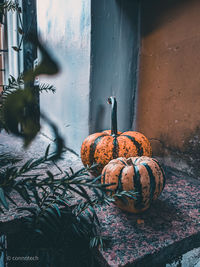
[108,96,118,136]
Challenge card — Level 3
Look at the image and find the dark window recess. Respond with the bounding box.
[22,0,40,123]
[22,0,37,73]
[0,50,8,75]
[0,0,4,24]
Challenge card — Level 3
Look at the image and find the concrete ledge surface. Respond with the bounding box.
[96,169,200,266]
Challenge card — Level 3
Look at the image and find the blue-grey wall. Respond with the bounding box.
[36,0,91,153]
[90,0,140,133]
[36,0,140,153]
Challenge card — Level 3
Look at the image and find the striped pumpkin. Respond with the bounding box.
[101,156,166,213]
[81,97,152,176]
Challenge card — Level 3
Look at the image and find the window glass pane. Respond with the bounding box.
[37,0,91,153]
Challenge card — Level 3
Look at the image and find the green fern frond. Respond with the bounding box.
[39,83,56,94]
[0,152,21,168]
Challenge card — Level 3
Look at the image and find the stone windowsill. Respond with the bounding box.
[0,132,200,266]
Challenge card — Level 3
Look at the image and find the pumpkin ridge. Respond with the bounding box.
[150,159,162,195]
[102,171,106,184]
[118,158,128,165]
[89,134,108,166]
[141,162,156,205]
[116,166,126,192]
[122,135,143,156]
[133,157,140,164]
[133,165,144,209]
[151,158,166,191]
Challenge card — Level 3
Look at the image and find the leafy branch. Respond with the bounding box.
[1,74,56,100]
[0,151,21,168]
[0,1,20,13]
[0,144,137,252]
[0,1,24,52]
[0,6,138,264]
[0,146,108,246]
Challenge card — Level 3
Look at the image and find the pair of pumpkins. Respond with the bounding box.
[81,97,165,213]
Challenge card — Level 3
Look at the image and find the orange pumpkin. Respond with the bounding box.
[101,156,166,213]
[81,97,152,176]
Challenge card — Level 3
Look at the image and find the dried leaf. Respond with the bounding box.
[12,46,21,52]
[17,26,23,35]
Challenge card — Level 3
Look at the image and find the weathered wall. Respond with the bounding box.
[36,0,91,153]
[90,0,140,133]
[137,0,200,178]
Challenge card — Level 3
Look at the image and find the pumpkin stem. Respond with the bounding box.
[108,96,118,136]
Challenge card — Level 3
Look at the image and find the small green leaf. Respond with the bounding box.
[17,206,37,216]
[46,171,54,182]
[17,6,22,13]
[45,144,51,159]
[0,188,9,210]
[4,192,17,206]
[14,186,31,204]
[17,26,23,35]
[52,204,61,217]
[19,159,33,173]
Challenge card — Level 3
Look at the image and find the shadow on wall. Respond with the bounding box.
[140,0,197,36]
[150,126,200,178]
[116,0,194,37]
[90,0,140,134]
[94,104,106,132]
[135,0,200,178]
